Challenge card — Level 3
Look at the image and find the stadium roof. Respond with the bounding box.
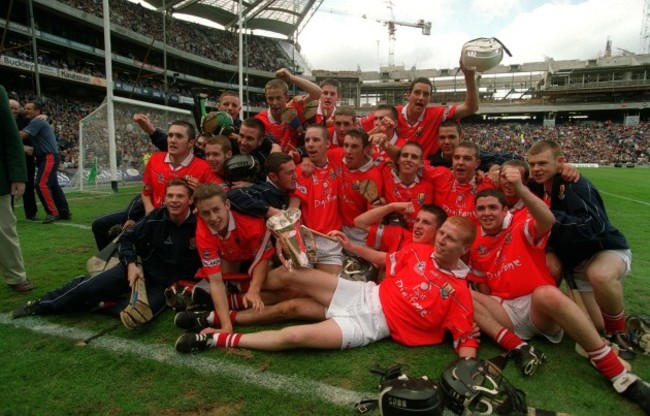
[140,0,323,38]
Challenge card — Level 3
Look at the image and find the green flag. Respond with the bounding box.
[87,157,98,186]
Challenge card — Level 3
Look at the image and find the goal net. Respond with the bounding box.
[70,96,194,191]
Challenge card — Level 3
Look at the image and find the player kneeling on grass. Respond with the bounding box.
[467,168,649,413]
[175,215,479,358]
[12,179,201,328]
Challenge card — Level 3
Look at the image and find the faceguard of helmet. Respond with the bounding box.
[224,154,260,183]
[440,357,527,415]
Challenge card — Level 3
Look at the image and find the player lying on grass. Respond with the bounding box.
[174,203,448,331]
[175,215,479,357]
[467,169,649,413]
[12,179,201,328]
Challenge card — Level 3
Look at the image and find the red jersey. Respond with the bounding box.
[195,210,274,277]
[339,156,383,228]
[379,243,478,350]
[359,115,375,132]
[381,163,435,229]
[294,157,343,233]
[255,100,304,152]
[468,215,555,299]
[509,199,530,224]
[370,132,407,164]
[143,152,215,208]
[311,104,335,127]
[326,128,344,148]
[434,174,495,224]
[214,173,230,193]
[366,223,411,253]
[396,104,457,158]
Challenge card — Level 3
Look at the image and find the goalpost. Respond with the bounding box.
[71,96,193,192]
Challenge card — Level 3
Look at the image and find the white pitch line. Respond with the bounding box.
[600,191,650,207]
[52,222,92,230]
[0,314,372,408]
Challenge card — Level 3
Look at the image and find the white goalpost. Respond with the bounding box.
[71,96,193,192]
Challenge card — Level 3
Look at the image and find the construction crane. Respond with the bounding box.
[383,0,431,68]
[318,3,431,68]
[384,18,431,68]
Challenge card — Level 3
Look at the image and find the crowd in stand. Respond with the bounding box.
[8,85,649,173]
[464,121,650,164]
[56,0,292,72]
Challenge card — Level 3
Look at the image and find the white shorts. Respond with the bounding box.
[572,249,632,292]
[311,234,344,266]
[326,278,390,349]
[494,294,564,344]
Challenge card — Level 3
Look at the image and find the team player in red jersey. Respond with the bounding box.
[467,172,650,413]
[303,79,340,127]
[493,158,579,286]
[176,205,448,332]
[182,183,275,333]
[255,68,321,153]
[142,120,215,213]
[336,128,383,246]
[328,106,358,147]
[356,202,417,255]
[381,142,437,229]
[367,104,406,163]
[333,203,447,273]
[398,71,478,158]
[197,135,231,192]
[175,215,478,356]
[496,159,531,224]
[290,124,345,273]
[431,141,495,223]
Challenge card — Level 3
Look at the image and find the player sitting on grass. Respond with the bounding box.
[175,215,479,357]
[173,182,284,334]
[12,179,201,326]
[527,140,634,353]
[467,172,649,412]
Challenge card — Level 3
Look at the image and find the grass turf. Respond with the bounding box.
[1,169,649,416]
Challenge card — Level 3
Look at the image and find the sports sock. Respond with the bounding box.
[207,310,237,326]
[588,343,626,380]
[603,309,626,335]
[212,332,243,348]
[495,327,526,351]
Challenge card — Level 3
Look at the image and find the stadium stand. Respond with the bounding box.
[1,0,649,176]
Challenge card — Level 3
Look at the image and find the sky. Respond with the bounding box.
[297,0,645,71]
